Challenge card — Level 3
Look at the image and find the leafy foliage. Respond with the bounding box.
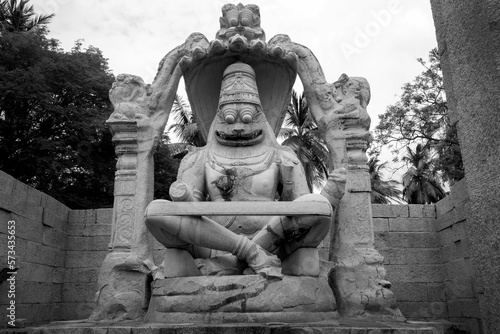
[0,25,116,208]
[402,144,446,204]
[374,48,464,185]
[167,94,206,147]
[0,0,54,32]
[153,139,181,201]
[368,155,402,204]
[280,91,329,192]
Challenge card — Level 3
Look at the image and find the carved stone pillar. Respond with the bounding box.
[330,133,403,319]
[89,119,156,321]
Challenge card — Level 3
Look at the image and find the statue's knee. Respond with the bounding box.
[294,193,330,204]
[293,193,333,217]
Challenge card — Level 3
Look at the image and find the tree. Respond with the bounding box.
[368,155,402,204]
[280,90,329,192]
[153,137,181,201]
[0,0,54,32]
[167,94,206,147]
[0,24,116,209]
[402,143,446,204]
[374,48,464,185]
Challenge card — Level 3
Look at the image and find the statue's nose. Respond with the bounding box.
[233,128,244,136]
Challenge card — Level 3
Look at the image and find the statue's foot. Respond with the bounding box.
[195,254,246,276]
[245,244,283,279]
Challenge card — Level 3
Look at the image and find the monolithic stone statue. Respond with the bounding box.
[144,62,335,279]
[94,3,403,322]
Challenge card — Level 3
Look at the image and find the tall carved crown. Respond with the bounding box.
[181,4,296,139]
[218,62,262,109]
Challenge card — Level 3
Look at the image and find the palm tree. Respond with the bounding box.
[280,90,329,192]
[402,143,446,204]
[167,94,206,147]
[0,0,54,32]
[368,156,402,204]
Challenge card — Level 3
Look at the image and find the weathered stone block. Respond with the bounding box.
[16,281,60,304]
[42,208,68,230]
[406,248,442,264]
[374,231,389,250]
[409,204,436,218]
[372,204,409,218]
[391,282,428,301]
[84,223,112,237]
[399,301,447,319]
[42,225,67,249]
[0,170,15,195]
[96,208,113,224]
[435,195,454,217]
[408,264,444,283]
[66,268,100,283]
[426,283,446,302]
[65,250,108,268]
[53,267,65,284]
[447,299,462,317]
[443,259,475,286]
[445,278,475,299]
[385,265,411,282]
[435,209,456,232]
[25,241,65,267]
[372,218,389,232]
[16,303,59,325]
[452,220,468,242]
[11,178,29,204]
[26,186,43,207]
[16,262,55,283]
[388,232,438,248]
[66,223,86,236]
[146,275,337,323]
[62,282,97,303]
[440,243,457,263]
[59,302,94,321]
[449,179,469,205]
[67,235,110,251]
[379,248,407,265]
[68,209,96,224]
[437,226,454,246]
[388,217,436,232]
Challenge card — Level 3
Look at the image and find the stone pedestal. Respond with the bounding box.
[144,275,338,323]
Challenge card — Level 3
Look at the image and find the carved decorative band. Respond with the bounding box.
[112,197,135,248]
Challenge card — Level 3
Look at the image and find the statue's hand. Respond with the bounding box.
[169,181,195,202]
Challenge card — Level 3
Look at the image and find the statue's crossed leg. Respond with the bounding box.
[144,193,332,278]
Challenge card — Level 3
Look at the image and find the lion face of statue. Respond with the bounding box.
[213,102,266,147]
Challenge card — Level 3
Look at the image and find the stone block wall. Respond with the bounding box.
[60,209,112,320]
[434,179,482,334]
[0,171,69,325]
[372,203,448,321]
[0,170,481,331]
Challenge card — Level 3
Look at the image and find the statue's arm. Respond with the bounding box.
[169,148,206,202]
[278,149,310,201]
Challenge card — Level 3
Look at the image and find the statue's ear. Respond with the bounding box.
[219,16,228,28]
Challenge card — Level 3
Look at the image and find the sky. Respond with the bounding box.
[34,0,438,174]
[35,0,437,115]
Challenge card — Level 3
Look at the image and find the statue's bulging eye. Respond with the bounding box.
[240,108,254,123]
[223,108,237,124]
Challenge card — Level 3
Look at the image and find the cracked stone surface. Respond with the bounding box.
[144,275,337,323]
